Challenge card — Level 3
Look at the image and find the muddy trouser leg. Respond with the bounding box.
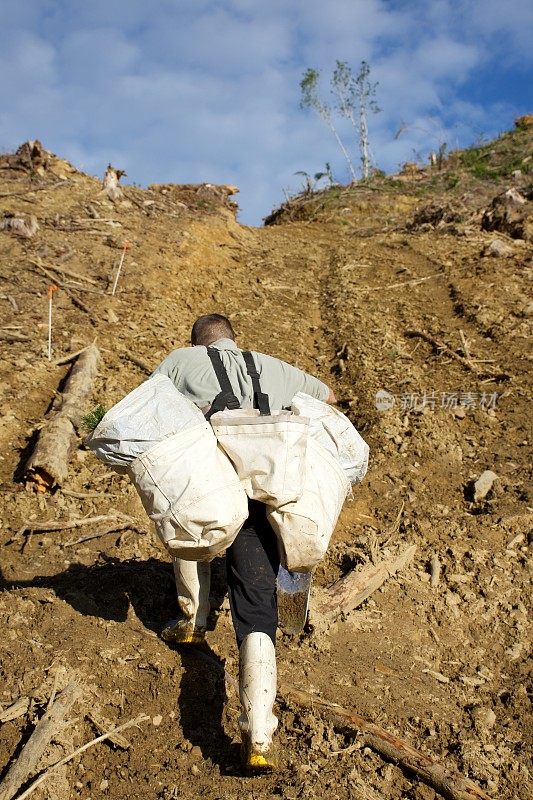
[226,500,280,648]
[171,557,211,628]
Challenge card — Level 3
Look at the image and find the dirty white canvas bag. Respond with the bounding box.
[210,408,310,506]
[88,374,206,470]
[291,392,369,485]
[87,375,248,560]
[267,436,350,572]
[128,423,249,561]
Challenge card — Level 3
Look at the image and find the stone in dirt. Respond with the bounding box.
[484,239,514,258]
[473,470,498,502]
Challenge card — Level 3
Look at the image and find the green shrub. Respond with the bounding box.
[446,174,460,189]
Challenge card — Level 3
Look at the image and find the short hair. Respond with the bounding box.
[191,314,236,346]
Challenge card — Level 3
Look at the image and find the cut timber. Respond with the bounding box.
[0,681,82,800]
[25,344,100,490]
[284,688,491,800]
[317,545,416,620]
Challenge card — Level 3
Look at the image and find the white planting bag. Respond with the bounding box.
[128,423,249,561]
[209,409,310,506]
[267,437,350,572]
[87,375,249,560]
[88,374,206,470]
[291,392,369,485]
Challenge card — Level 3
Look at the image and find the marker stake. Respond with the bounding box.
[111,242,130,296]
[47,284,58,360]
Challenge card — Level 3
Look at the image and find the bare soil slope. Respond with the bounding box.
[0,128,531,800]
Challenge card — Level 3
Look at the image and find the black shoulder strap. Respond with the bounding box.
[205,348,241,420]
[242,351,271,416]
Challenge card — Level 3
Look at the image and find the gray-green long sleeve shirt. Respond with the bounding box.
[152,338,329,412]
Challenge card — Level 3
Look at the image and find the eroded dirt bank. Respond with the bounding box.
[0,136,531,800]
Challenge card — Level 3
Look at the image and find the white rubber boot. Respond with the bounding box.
[239,632,278,771]
[162,559,211,644]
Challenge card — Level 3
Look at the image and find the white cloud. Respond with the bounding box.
[0,1,529,224]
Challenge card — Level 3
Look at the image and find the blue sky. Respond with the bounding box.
[1,1,532,225]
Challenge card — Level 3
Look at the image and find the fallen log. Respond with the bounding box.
[24,344,100,491]
[284,688,491,800]
[317,545,417,620]
[0,681,82,800]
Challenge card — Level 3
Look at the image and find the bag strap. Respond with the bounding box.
[205,347,241,420]
[242,351,271,416]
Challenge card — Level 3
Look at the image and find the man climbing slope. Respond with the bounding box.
[152,313,336,772]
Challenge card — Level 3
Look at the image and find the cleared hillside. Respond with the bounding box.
[0,123,531,800]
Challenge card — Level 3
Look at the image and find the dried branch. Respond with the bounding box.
[0,681,82,800]
[0,332,29,343]
[122,352,152,375]
[13,713,150,800]
[42,263,99,286]
[17,513,134,537]
[284,688,491,800]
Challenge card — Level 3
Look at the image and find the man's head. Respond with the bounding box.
[191,314,236,346]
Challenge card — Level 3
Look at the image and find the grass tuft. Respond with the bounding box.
[82,404,107,432]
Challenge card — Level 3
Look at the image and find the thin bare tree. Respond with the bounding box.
[300,68,357,182]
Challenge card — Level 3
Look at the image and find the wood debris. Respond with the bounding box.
[24,344,100,490]
[317,545,417,620]
[284,688,490,800]
[0,681,82,800]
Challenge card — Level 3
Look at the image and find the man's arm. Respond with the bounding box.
[325,387,337,404]
[261,353,336,406]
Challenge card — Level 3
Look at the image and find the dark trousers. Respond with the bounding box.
[226,500,279,648]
